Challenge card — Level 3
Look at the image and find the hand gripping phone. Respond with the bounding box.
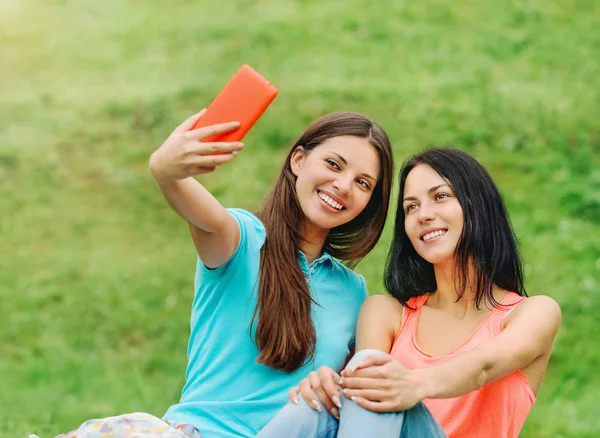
[191,65,279,142]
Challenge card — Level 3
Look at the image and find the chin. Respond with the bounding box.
[304,212,336,229]
[417,250,454,265]
[318,216,346,230]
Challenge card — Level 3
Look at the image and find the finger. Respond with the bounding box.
[338,377,384,390]
[193,152,238,169]
[342,354,394,373]
[307,372,331,414]
[351,397,397,413]
[288,387,300,404]
[175,109,207,133]
[342,388,387,402]
[318,368,342,409]
[298,378,317,411]
[195,142,244,156]
[189,165,217,175]
[340,365,387,380]
[187,120,240,139]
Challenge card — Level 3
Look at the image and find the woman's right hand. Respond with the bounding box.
[289,366,343,419]
[149,110,245,184]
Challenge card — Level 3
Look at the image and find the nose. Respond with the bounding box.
[417,202,435,223]
[332,174,352,197]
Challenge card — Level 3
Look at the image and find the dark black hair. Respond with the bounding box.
[384,147,527,308]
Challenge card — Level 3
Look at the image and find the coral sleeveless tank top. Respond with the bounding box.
[390,293,535,438]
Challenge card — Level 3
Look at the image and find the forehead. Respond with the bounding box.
[315,135,380,177]
[404,164,447,195]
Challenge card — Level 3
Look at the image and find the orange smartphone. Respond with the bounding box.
[191,64,278,142]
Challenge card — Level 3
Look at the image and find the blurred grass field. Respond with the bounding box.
[1,0,599,436]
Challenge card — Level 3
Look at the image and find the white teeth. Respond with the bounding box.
[423,230,447,241]
[318,192,343,210]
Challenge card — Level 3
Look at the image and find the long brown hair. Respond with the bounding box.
[253,112,394,372]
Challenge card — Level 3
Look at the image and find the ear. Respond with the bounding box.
[290,146,306,177]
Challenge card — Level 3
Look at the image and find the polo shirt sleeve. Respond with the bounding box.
[348,274,369,350]
[194,208,265,282]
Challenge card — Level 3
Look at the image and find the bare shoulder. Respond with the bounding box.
[360,294,404,328]
[356,294,404,352]
[505,294,562,334]
[362,294,404,313]
[514,295,561,318]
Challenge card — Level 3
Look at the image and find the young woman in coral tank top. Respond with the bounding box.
[259,147,561,438]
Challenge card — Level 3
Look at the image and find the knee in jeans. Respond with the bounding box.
[344,349,387,371]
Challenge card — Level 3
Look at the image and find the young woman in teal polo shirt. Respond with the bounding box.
[57,111,394,438]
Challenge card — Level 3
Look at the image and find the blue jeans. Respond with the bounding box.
[257,350,447,438]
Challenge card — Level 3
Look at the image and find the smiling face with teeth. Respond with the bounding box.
[290,135,380,242]
[402,164,464,266]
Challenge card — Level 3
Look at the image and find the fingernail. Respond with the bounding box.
[332,395,342,408]
[311,399,322,412]
[336,378,343,385]
[331,407,339,419]
[342,388,347,394]
[292,397,299,404]
[350,396,357,402]
[231,151,238,156]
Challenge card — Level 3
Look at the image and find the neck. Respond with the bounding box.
[430,261,476,310]
[430,261,506,314]
[300,222,328,264]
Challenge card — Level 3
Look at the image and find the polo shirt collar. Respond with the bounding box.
[298,250,334,272]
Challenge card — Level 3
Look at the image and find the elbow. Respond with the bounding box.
[474,354,495,389]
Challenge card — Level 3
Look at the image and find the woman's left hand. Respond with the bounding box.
[338,353,427,412]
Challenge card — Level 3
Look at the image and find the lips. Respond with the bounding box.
[420,229,447,241]
[317,190,346,211]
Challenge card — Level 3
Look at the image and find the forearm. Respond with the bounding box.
[416,348,491,399]
[154,176,229,233]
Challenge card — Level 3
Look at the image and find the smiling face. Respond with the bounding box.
[290,135,380,238]
[403,163,464,266]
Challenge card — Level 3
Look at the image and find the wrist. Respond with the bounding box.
[149,152,172,185]
[412,367,438,400]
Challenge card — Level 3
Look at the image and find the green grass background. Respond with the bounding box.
[1,0,599,436]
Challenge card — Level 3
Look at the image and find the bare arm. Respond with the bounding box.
[152,177,240,268]
[340,295,561,412]
[417,295,561,399]
[355,294,404,353]
[149,112,245,268]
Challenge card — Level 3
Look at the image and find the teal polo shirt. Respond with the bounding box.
[163,209,368,438]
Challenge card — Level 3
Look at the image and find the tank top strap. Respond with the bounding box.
[487,292,527,335]
[400,293,429,332]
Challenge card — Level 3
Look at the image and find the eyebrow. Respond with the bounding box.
[330,152,377,182]
[403,184,450,202]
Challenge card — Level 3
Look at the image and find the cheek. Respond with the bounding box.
[358,190,373,208]
[294,176,310,200]
[348,186,370,208]
[404,217,418,241]
[404,215,415,234]
[449,203,464,225]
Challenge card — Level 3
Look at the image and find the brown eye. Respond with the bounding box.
[357,179,371,190]
[326,159,340,170]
